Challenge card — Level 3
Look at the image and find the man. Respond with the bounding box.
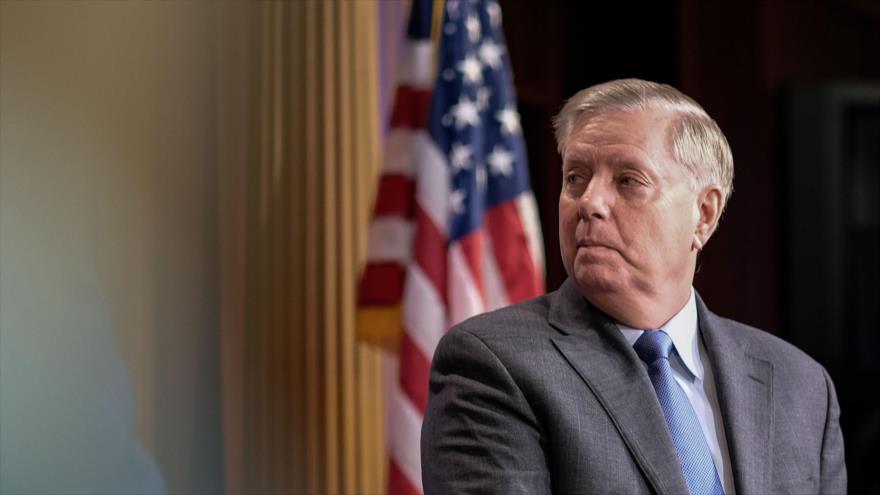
[421,79,846,494]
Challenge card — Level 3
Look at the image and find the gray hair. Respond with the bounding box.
[552,78,734,207]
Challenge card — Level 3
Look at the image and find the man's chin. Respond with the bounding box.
[571,266,626,296]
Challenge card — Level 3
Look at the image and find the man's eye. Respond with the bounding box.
[618,176,642,186]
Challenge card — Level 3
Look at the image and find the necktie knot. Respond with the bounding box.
[633,330,674,364]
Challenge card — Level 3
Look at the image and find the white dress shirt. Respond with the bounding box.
[617,288,735,494]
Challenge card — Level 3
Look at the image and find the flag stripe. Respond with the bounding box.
[516,194,546,277]
[399,331,431,412]
[486,200,543,302]
[374,175,416,217]
[398,40,437,88]
[358,262,406,305]
[411,203,447,304]
[402,264,447,362]
[447,244,487,326]
[383,130,417,176]
[367,217,415,263]
[388,382,424,493]
[457,230,486,301]
[482,232,510,311]
[389,459,421,495]
[390,86,433,129]
[411,135,450,235]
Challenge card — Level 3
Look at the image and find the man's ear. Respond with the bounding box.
[693,186,723,252]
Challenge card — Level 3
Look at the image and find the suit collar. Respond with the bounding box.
[547,281,774,495]
[696,294,773,495]
[548,279,691,494]
[547,278,595,336]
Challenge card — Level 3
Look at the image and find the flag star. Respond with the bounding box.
[450,188,466,214]
[465,14,481,43]
[457,54,483,85]
[487,145,514,177]
[449,95,480,129]
[446,0,460,19]
[487,1,502,28]
[476,86,492,110]
[444,22,456,35]
[450,142,472,172]
[496,106,521,135]
[478,39,504,69]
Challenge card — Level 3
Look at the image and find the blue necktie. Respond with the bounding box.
[634,330,724,495]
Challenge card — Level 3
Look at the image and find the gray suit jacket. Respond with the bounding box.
[421,279,846,494]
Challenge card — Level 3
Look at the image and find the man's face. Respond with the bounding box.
[558,107,700,303]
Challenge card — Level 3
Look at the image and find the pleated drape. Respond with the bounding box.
[218,2,386,493]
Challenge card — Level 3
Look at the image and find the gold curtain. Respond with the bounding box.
[218,2,386,493]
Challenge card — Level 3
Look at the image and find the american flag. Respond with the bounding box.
[357,0,544,493]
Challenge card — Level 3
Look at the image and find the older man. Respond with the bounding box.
[421,79,846,494]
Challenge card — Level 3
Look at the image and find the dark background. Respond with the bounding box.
[501,0,880,492]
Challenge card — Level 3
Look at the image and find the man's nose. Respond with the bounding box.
[578,180,611,220]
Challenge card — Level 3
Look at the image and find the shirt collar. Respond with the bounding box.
[616,288,703,381]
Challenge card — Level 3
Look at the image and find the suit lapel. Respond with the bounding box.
[697,295,773,495]
[548,280,690,495]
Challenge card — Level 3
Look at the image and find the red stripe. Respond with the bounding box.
[485,200,544,303]
[412,203,447,306]
[399,330,431,413]
[388,459,421,495]
[358,262,406,305]
[389,86,432,130]
[456,230,486,302]
[374,175,416,217]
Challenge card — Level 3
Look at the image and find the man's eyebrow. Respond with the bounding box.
[605,154,663,179]
[607,154,645,168]
[563,150,593,164]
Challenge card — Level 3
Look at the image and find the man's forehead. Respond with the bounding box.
[570,106,673,135]
[565,107,674,156]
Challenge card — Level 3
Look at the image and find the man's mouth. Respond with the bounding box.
[577,240,612,249]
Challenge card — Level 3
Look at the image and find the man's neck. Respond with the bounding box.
[585,285,693,329]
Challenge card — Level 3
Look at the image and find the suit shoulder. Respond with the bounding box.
[444,293,553,344]
[714,316,827,373]
[457,293,552,333]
